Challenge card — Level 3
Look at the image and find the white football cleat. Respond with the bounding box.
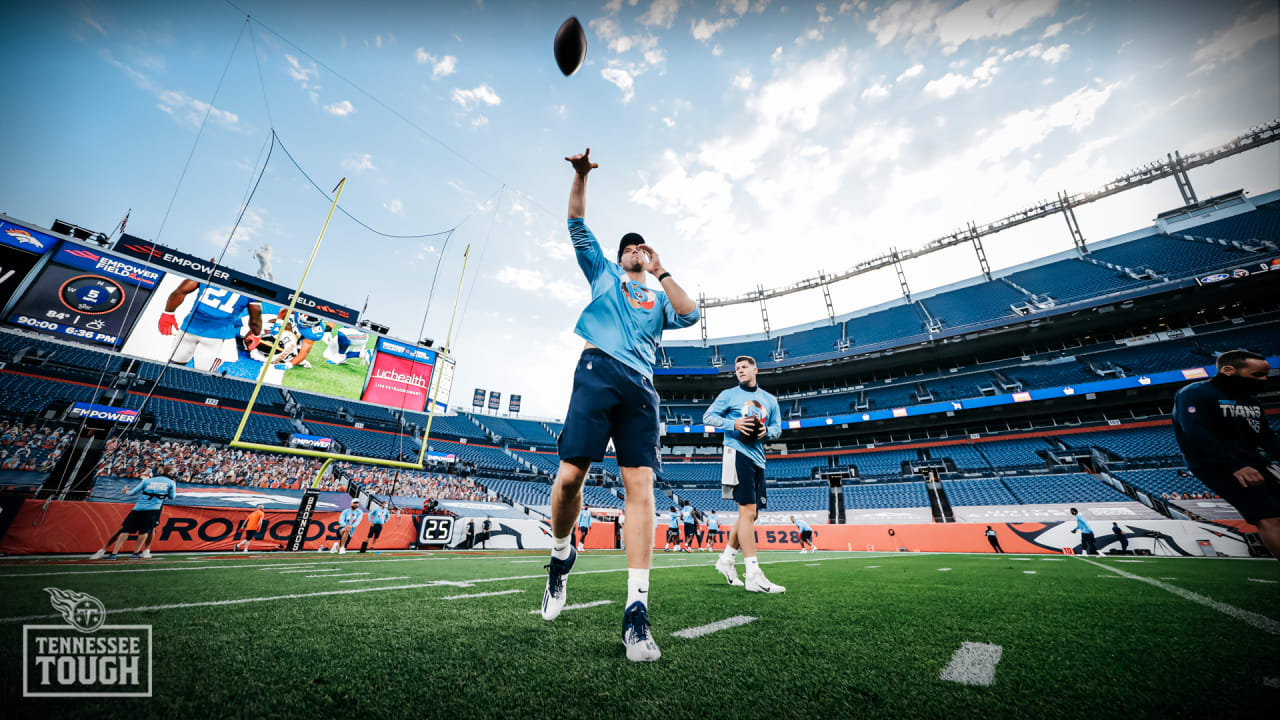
[622,601,661,662]
[715,555,745,586]
[540,546,576,621]
[745,571,786,594]
[338,546,347,555]
[141,550,152,559]
[89,549,105,560]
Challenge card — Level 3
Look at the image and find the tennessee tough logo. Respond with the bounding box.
[620,278,656,310]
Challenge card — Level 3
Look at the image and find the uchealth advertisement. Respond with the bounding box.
[119,275,372,401]
[361,337,435,412]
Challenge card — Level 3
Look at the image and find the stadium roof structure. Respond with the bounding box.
[688,118,1280,339]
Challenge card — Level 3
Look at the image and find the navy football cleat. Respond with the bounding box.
[540,546,576,621]
[621,601,661,662]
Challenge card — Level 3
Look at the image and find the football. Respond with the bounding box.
[554,16,587,77]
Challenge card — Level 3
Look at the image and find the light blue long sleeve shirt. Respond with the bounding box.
[668,513,679,529]
[707,513,719,531]
[1075,515,1093,534]
[703,384,783,468]
[339,508,364,528]
[794,518,813,533]
[369,507,389,525]
[126,476,176,511]
[568,218,699,379]
[578,508,592,528]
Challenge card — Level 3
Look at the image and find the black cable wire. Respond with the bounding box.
[246,20,275,130]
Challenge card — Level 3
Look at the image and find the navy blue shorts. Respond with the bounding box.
[559,349,661,470]
[1190,466,1280,525]
[121,509,161,534]
[721,447,767,509]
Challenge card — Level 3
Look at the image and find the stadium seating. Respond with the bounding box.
[474,415,558,445]
[414,413,491,441]
[920,281,1025,328]
[1005,258,1149,304]
[428,438,522,472]
[511,449,560,474]
[1061,426,1182,461]
[843,481,928,509]
[582,485,625,509]
[1001,473,1129,504]
[933,443,989,471]
[1113,468,1212,499]
[941,478,1019,506]
[1089,234,1263,277]
[476,477,552,507]
[769,455,822,479]
[1182,206,1280,243]
[841,448,920,477]
[975,437,1049,468]
[308,423,417,459]
[659,462,721,486]
[847,303,929,349]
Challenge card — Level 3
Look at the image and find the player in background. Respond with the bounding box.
[1172,349,1280,558]
[366,502,390,552]
[705,510,720,551]
[705,355,785,593]
[481,516,492,549]
[985,525,1004,553]
[791,515,817,553]
[663,508,680,552]
[89,464,177,560]
[541,148,699,663]
[333,500,364,554]
[322,322,371,366]
[1069,508,1099,555]
[679,501,696,552]
[577,505,592,552]
[234,504,266,553]
[158,280,262,373]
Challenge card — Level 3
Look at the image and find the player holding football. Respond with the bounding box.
[541,148,699,663]
[705,356,785,593]
[89,464,177,560]
[333,500,364,554]
[158,280,262,372]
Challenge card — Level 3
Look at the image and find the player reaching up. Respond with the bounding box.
[540,148,699,663]
[158,280,262,373]
[89,464,177,560]
[704,356,785,593]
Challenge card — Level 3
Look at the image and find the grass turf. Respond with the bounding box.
[280,337,368,399]
[1,550,1277,718]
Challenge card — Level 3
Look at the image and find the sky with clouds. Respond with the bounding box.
[1,0,1277,417]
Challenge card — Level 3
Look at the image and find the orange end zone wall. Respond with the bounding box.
[653,523,1065,553]
[0,500,419,554]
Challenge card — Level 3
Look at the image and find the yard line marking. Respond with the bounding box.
[1010,558,1031,561]
[1023,571,1036,574]
[0,553,883,624]
[671,615,756,639]
[1249,578,1278,584]
[1080,558,1280,635]
[1160,577,1178,580]
[339,576,410,584]
[937,568,951,572]
[528,600,613,614]
[442,589,524,600]
[511,560,546,563]
[805,563,821,566]
[939,642,1003,686]
[1040,558,1065,561]
[281,568,340,574]
[865,565,880,569]
[1115,559,1144,563]
[306,572,371,578]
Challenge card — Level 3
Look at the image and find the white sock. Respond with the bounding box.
[626,568,649,608]
[551,535,572,560]
[744,556,760,574]
[720,546,738,562]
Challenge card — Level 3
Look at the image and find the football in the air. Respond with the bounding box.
[554,17,587,77]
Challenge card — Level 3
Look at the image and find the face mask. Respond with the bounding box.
[1213,373,1267,397]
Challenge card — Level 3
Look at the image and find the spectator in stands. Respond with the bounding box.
[1070,508,1099,555]
[1172,349,1280,559]
[1112,522,1128,553]
[985,526,1003,553]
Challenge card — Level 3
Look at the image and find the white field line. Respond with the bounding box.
[528,600,613,614]
[938,568,951,572]
[671,615,756,639]
[1248,578,1277,584]
[339,576,410,584]
[939,642,1003,686]
[307,572,370,578]
[0,553,893,624]
[805,563,821,566]
[281,568,341,574]
[442,589,523,600]
[1024,571,1037,574]
[1080,558,1280,635]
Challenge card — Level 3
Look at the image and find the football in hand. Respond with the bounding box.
[745,416,765,440]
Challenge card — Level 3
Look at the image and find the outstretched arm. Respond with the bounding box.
[565,148,597,219]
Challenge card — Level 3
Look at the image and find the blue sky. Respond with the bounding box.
[1,0,1277,417]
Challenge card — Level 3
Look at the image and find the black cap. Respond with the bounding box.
[618,232,644,261]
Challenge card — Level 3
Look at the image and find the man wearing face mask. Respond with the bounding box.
[1172,349,1280,558]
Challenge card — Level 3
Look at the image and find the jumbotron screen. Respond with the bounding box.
[361,337,436,412]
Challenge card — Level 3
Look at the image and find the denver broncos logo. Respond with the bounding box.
[620,278,656,311]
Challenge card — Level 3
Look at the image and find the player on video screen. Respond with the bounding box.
[158,281,262,373]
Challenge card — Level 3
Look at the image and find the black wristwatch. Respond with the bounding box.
[657,272,672,282]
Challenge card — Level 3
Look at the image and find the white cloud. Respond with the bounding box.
[817,3,833,24]
[494,267,588,306]
[771,46,783,61]
[1042,13,1085,39]
[554,104,569,118]
[861,81,891,101]
[384,199,403,215]
[81,11,107,37]
[692,17,736,41]
[896,63,924,82]
[341,153,376,173]
[934,0,1060,54]
[923,54,1001,98]
[205,208,265,257]
[104,50,244,132]
[1040,43,1070,63]
[1001,42,1072,64]
[324,99,355,117]
[630,150,738,239]
[719,0,749,14]
[285,54,317,86]
[451,84,502,109]
[1190,5,1279,76]
[416,49,457,77]
[712,44,724,56]
[663,116,677,127]
[639,0,682,29]
[601,66,637,103]
[866,0,945,47]
[731,71,753,90]
[471,115,489,128]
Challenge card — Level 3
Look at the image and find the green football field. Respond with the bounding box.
[2,550,1277,718]
[279,336,368,399]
